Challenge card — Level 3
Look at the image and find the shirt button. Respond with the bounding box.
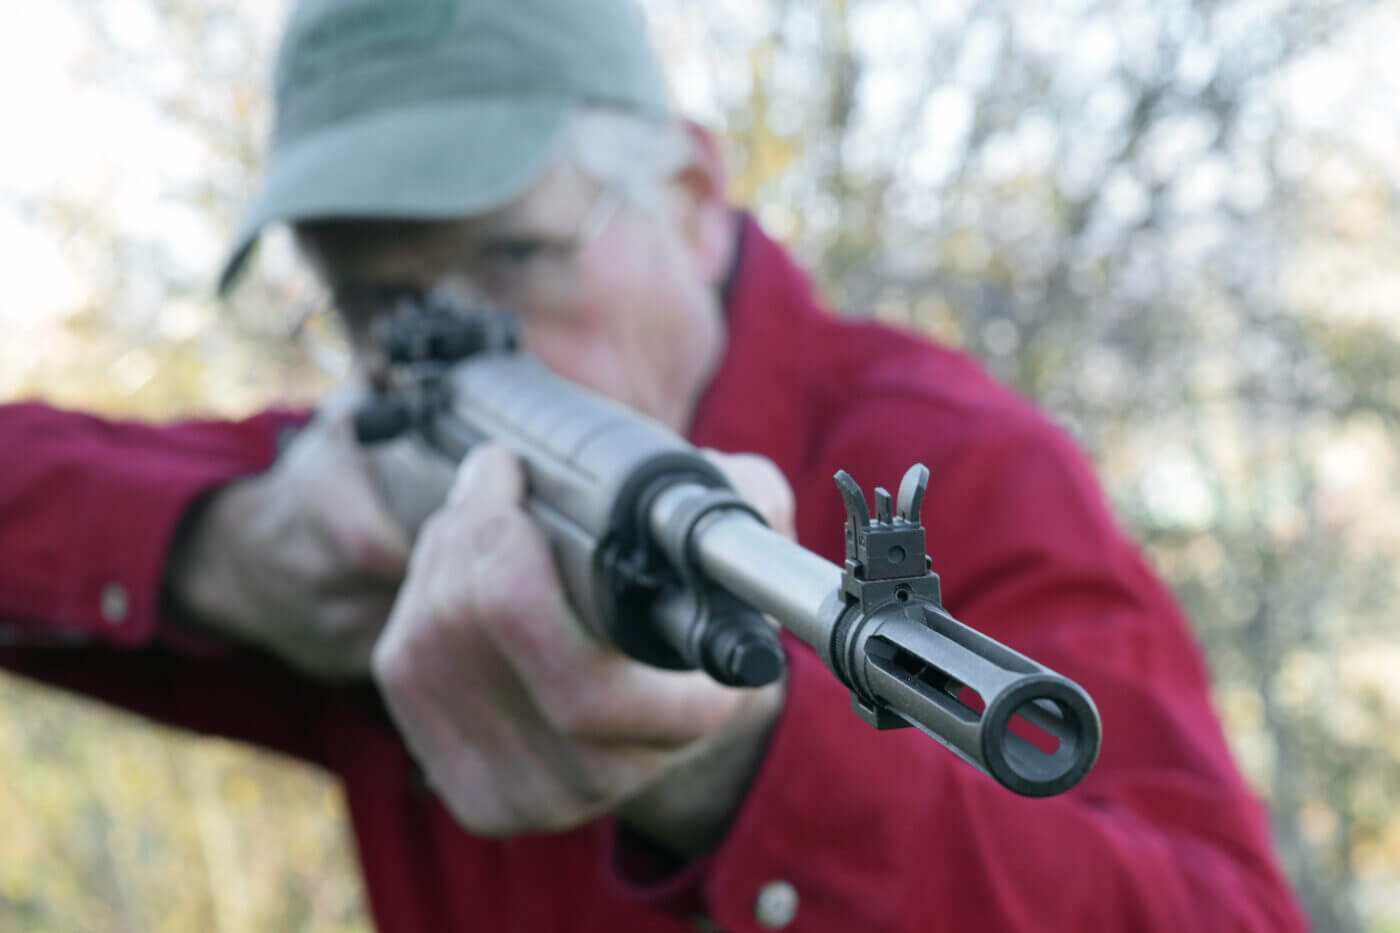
[99,583,129,625]
[754,880,798,928]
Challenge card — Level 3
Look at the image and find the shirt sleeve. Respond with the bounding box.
[679,398,1305,932]
[0,401,303,645]
[0,401,352,763]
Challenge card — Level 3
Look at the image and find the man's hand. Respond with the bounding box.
[371,444,793,857]
[165,398,454,679]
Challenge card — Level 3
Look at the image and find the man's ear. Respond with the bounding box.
[671,121,735,286]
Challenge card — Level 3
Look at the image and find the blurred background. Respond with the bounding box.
[2,0,1398,929]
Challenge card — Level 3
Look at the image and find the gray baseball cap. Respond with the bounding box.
[218,0,670,294]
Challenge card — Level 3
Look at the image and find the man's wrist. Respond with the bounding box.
[618,679,785,860]
[162,478,257,640]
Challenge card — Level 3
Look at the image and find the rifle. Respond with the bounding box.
[353,292,1101,797]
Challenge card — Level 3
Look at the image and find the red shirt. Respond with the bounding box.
[0,217,1305,931]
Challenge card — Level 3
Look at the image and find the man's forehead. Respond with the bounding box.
[482,160,594,230]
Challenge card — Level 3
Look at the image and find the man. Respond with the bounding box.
[0,0,1307,930]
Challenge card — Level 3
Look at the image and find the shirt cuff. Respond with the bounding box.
[601,818,711,918]
[41,410,304,646]
[594,633,936,931]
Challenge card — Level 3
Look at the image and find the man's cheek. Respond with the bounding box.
[528,333,623,401]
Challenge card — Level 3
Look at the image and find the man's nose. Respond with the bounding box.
[432,275,493,309]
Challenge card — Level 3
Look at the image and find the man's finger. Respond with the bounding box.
[700,450,796,540]
[365,436,459,537]
[299,411,414,580]
[448,443,527,509]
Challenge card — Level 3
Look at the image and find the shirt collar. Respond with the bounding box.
[686,212,819,485]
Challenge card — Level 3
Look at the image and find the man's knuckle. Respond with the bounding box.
[450,802,512,838]
[471,514,555,619]
[545,688,596,738]
[506,780,595,834]
[340,531,379,571]
[566,750,627,806]
[472,505,533,557]
[544,678,617,741]
[418,508,449,545]
[418,582,484,657]
[369,636,407,690]
[533,805,590,835]
[319,598,362,636]
[773,487,795,525]
[467,560,522,623]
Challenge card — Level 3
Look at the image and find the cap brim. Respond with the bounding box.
[218,97,572,295]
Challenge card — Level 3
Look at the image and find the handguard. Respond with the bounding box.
[352,293,1102,796]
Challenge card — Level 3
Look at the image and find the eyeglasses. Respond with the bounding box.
[290,183,622,375]
[461,182,620,307]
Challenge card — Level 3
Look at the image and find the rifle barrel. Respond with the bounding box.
[648,481,840,649]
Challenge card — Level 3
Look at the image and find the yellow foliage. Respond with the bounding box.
[726,42,802,209]
[0,674,372,932]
